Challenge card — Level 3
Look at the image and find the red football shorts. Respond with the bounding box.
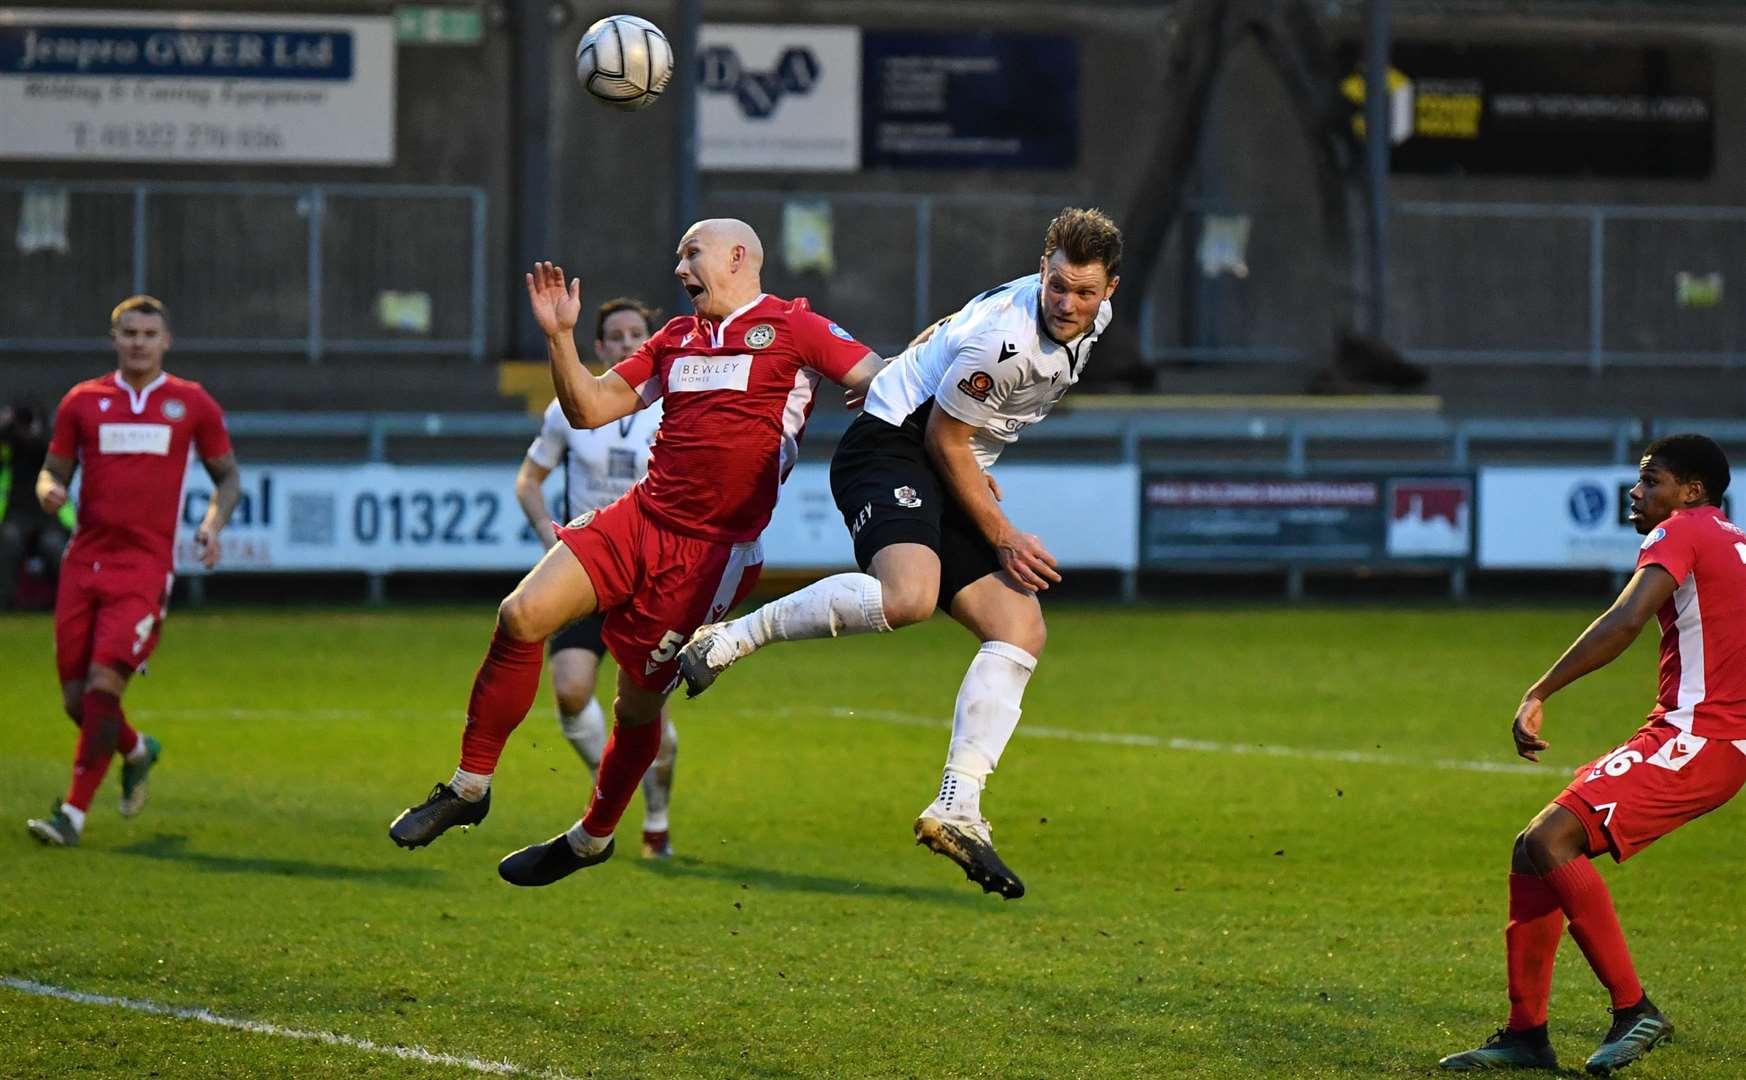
[54,556,174,683]
[556,495,763,693]
[1554,718,1746,862]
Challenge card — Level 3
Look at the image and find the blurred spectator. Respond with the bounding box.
[0,402,72,609]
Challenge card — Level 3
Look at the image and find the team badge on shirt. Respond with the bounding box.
[744,323,775,349]
[957,371,995,402]
[893,485,923,509]
[162,399,186,421]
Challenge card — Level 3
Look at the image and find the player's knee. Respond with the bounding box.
[84,664,126,697]
[496,593,546,643]
[1009,617,1047,658]
[553,678,595,717]
[880,583,935,628]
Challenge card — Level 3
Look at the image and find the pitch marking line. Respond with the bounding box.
[138,705,1560,776]
[744,705,1561,777]
[0,977,576,1080]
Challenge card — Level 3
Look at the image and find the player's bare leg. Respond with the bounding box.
[908,572,1045,900]
[552,647,607,778]
[389,543,599,849]
[677,543,934,697]
[499,669,668,885]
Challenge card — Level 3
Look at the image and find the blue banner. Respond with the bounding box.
[0,25,354,80]
[861,31,1077,169]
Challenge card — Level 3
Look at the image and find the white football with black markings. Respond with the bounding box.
[575,14,673,111]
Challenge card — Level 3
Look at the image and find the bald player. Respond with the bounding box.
[389,220,885,886]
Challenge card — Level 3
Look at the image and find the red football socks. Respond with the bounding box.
[1505,872,1565,1030]
[1544,857,1644,1010]
[66,689,124,812]
[580,717,663,838]
[456,626,544,776]
[116,721,140,757]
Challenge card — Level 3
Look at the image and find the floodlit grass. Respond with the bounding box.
[3,605,1743,1078]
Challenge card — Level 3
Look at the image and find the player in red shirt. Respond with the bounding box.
[26,295,241,848]
[389,220,883,884]
[1441,435,1744,1075]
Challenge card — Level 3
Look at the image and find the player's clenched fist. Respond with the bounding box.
[36,474,68,514]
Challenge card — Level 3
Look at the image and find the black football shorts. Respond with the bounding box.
[829,402,1002,609]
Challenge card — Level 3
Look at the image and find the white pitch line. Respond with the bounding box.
[0,978,575,1080]
[134,704,1558,777]
[738,705,1560,777]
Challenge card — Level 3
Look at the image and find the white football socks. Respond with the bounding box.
[60,803,86,833]
[640,715,678,833]
[718,573,892,658]
[565,820,612,857]
[559,699,607,773]
[927,641,1038,822]
[449,767,491,803]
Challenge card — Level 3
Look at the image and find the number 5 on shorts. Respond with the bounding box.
[648,630,685,664]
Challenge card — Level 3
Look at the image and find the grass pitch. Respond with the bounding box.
[3,604,1744,1078]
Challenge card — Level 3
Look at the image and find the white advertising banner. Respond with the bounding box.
[167,461,1139,574]
[697,23,859,171]
[0,9,395,163]
[1476,466,1642,570]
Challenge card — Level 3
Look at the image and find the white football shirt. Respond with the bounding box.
[863,273,1111,469]
[526,397,664,521]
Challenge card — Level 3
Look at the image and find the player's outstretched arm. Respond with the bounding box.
[1510,565,1676,760]
[524,261,641,429]
[514,457,558,548]
[195,452,242,569]
[924,407,1059,592]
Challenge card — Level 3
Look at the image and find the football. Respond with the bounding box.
[575,14,673,111]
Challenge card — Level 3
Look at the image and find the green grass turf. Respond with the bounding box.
[3,605,1744,1078]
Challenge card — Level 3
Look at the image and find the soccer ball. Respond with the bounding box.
[575,14,673,111]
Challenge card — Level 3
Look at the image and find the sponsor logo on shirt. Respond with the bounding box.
[162,399,186,422]
[669,353,753,394]
[997,342,1018,362]
[827,322,855,341]
[744,323,775,349]
[956,371,995,403]
[98,423,172,456]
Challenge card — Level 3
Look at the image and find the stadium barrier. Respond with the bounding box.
[131,408,1746,603]
[1,179,487,362]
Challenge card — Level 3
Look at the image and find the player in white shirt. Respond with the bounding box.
[513,297,676,859]
[679,209,1121,898]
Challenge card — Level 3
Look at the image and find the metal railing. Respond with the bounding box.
[1,180,487,362]
[1151,199,1746,369]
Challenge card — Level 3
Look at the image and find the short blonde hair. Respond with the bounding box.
[111,294,169,329]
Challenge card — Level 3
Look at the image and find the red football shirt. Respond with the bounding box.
[1635,504,1746,739]
[611,294,869,543]
[50,371,232,569]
